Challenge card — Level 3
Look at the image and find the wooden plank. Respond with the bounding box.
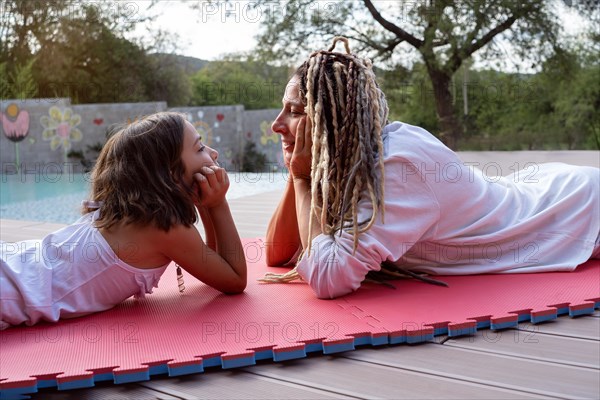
[443,327,599,368]
[139,369,349,400]
[0,219,66,241]
[343,343,599,399]
[514,317,600,340]
[29,382,181,400]
[244,355,543,399]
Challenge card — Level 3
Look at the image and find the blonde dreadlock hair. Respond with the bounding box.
[260,37,389,284]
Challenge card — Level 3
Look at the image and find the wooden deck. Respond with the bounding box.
[2,151,599,399]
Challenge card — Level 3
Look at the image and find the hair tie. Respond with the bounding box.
[82,200,104,209]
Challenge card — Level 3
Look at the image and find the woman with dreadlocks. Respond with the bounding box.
[262,37,600,299]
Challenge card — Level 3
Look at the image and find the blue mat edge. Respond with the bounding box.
[2,301,598,399]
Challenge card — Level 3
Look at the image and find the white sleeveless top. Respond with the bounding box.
[1,208,168,329]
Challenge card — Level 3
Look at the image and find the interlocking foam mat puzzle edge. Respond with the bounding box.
[1,238,599,399]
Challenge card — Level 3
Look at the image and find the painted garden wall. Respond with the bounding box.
[0,99,283,174]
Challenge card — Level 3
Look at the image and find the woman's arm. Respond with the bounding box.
[266,115,323,265]
[292,178,322,251]
[265,179,301,266]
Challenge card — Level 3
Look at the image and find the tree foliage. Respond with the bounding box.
[0,59,37,99]
[0,0,190,105]
[368,51,599,150]
[250,0,598,148]
[190,56,291,109]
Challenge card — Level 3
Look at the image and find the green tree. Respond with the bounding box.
[144,53,192,107]
[452,68,535,150]
[544,53,600,150]
[237,141,268,172]
[0,59,37,99]
[386,63,439,133]
[249,0,594,149]
[0,63,6,99]
[0,1,190,105]
[32,9,150,103]
[10,59,37,99]
[450,50,599,150]
[0,1,144,65]
[191,57,290,109]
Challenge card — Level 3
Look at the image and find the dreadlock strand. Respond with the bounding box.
[350,174,363,250]
[328,36,351,53]
[320,64,343,231]
[331,62,347,214]
[311,55,330,234]
[359,69,385,228]
[316,56,333,232]
[364,68,387,224]
[259,268,301,283]
[305,56,320,256]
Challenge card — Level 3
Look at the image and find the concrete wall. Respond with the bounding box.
[169,105,244,170]
[242,109,282,171]
[0,99,283,174]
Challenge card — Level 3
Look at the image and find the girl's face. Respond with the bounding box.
[271,76,306,167]
[180,120,219,186]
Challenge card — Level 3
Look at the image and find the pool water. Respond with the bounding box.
[1,173,92,205]
[1,172,288,224]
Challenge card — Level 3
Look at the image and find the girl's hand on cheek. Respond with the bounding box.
[194,166,230,208]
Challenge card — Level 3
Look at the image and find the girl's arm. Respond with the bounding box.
[265,179,301,266]
[198,206,217,251]
[162,167,247,294]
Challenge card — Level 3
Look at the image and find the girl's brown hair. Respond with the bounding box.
[84,112,197,231]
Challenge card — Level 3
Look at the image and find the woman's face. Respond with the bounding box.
[180,120,219,186]
[271,76,306,167]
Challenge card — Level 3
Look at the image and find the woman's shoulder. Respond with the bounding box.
[382,121,457,163]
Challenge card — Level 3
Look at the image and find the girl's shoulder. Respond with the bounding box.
[97,220,174,270]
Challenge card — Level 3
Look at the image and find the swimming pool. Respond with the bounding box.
[1,172,288,224]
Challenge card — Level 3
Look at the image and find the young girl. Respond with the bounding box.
[1,112,247,329]
[263,37,600,299]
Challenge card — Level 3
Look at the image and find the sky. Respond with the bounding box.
[134,1,261,60]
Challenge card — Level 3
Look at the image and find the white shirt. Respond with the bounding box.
[1,210,168,329]
[297,122,600,299]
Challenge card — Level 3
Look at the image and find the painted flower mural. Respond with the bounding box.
[1,103,31,170]
[260,120,279,145]
[193,120,213,146]
[41,106,83,160]
[1,103,30,142]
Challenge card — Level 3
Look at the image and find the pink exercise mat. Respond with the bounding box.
[1,238,599,398]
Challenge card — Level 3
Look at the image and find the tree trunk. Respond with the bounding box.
[427,68,461,149]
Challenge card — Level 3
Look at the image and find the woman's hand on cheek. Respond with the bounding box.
[289,116,312,181]
[283,144,292,169]
[193,166,230,208]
